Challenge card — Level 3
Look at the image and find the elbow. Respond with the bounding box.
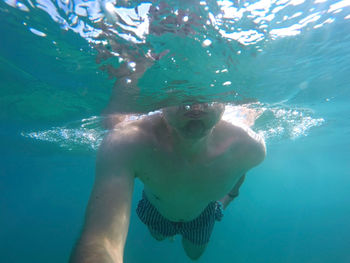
[247,139,266,168]
[254,141,266,166]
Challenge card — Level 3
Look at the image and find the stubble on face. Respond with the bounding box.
[181,119,206,139]
[163,103,225,140]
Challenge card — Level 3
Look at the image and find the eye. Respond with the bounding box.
[180,105,191,111]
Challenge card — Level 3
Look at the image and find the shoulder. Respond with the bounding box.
[97,117,157,167]
[98,113,164,159]
[216,120,266,168]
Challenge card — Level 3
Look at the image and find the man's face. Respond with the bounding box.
[162,102,225,139]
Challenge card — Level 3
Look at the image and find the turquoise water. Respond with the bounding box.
[1,0,350,262]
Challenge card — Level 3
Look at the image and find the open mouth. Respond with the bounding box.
[184,110,207,119]
[182,120,206,138]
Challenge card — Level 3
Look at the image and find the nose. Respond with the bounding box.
[191,104,201,110]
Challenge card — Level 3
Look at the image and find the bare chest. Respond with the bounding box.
[136,149,244,220]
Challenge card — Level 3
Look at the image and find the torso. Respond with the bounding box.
[138,147,245,221]
[111,113,262,222]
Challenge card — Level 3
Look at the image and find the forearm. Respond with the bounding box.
[69,176,133,263]
[220,174,246,209]
[69,206,130,263]
[220,191,239,210]
[69,235,123,263]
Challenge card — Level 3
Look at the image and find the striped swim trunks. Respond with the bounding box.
[136,191,224,245]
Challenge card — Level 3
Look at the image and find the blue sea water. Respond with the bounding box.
[1,0,350,262]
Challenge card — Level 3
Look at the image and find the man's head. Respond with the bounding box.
[162,102,225,139]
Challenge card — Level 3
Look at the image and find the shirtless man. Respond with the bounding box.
[69,102,266,263]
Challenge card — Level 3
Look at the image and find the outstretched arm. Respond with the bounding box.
[70,135,135,263]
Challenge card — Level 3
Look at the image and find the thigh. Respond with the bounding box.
[181,237,208,260]
[181,221,215,246]
[181,203,217,245]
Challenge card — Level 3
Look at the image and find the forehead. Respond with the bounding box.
[182,102,224,109]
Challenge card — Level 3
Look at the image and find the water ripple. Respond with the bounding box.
[21,104,324,151]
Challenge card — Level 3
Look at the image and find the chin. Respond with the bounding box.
[181,132,207,140]
[179,123,212,139]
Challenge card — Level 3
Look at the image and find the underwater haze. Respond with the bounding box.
[1,0,350,262]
